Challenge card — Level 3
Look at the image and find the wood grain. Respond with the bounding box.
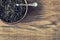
[0,0,60,40]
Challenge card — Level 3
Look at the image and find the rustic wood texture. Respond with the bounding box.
[0,0,60,40]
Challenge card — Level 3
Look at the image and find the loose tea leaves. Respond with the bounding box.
[0,0,26,23]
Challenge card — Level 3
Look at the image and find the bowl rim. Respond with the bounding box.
[1,0,28,25]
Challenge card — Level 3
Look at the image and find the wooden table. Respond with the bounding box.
[0,0,60,40]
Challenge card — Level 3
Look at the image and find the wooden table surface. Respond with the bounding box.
[0,0,60,40]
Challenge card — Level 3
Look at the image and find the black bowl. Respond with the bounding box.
[0,0,28,24]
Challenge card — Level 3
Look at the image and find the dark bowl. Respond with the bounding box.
[0,0,28,24]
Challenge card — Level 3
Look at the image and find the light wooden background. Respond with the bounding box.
[0,0,60,40]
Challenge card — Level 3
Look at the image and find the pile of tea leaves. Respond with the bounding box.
[0,0,26,23]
